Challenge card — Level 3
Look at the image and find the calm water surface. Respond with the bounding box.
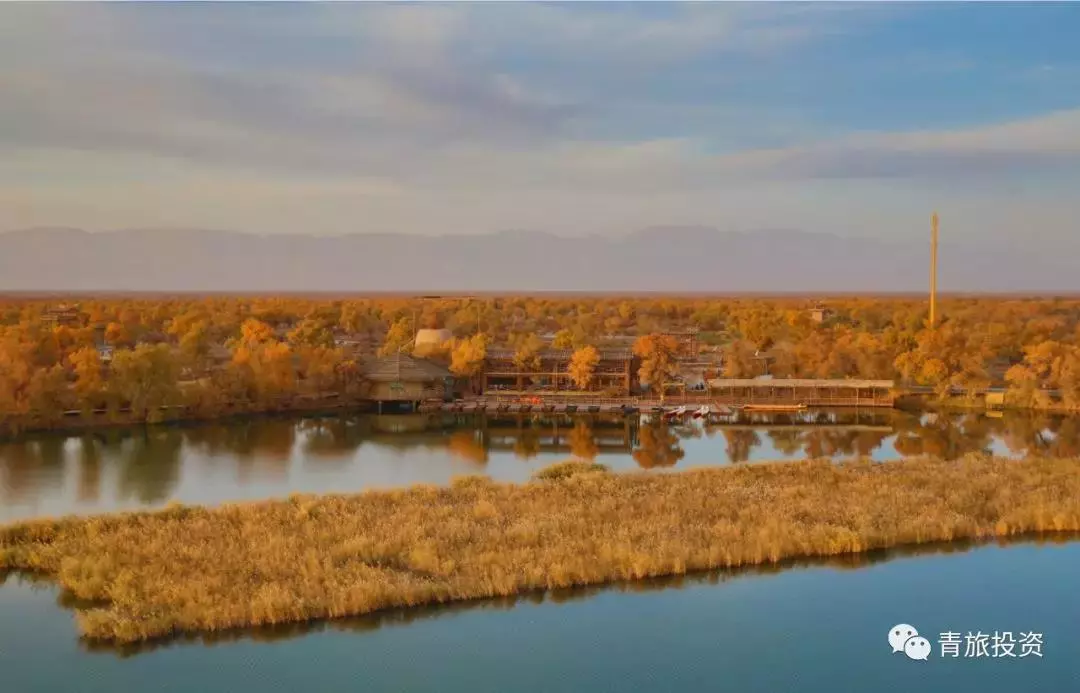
[2,541,1078,692]
[3,409,1080,522]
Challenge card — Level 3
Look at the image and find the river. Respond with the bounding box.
[1,540,1077,692]
[2,408,1079,522]
[3,409,1080,691]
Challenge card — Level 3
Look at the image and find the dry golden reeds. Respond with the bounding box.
[2,454,1080,644]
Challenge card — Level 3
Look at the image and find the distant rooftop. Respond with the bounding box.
[361,352,453,382]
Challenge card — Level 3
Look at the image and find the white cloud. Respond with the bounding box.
[1,2,1078,251]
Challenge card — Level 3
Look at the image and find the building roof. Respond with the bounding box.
[485,347,633,361]
[414,328,453,347]
[709,378,895,389]
[361,352,453,382]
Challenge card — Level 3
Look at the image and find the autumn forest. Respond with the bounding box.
[3,294,1080,434]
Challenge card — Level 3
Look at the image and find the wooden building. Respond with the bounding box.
[707,378,896,408]
[660,327,700,357]
[41,305,82,327]
[361,352,455,412]
[481,348,636,396]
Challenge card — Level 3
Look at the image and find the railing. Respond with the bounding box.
[478,394,719,407]
[472,389,895,409]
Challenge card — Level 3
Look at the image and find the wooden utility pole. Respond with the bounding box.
[930,211,939,329]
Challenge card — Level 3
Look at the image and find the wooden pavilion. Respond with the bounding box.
[707,378,896,408]
[480,348,636,396]
[361,352,455,412]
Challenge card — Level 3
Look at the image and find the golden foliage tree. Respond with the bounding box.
[568,345,600,391]
[450,335,488,377]
[633,334,680,400]
[722,340,760,378]
[379,319,413,356]
[512,334,545,372]
[68,346,105,414]
[110,344,182,422]
[552,329,575,350]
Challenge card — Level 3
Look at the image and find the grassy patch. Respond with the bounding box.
[2,455,1080,644]
[531,460,610,481]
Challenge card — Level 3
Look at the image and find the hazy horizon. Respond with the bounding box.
[2,2,1080,257]
[1,226,1075,293]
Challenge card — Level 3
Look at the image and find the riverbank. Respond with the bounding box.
[3,388,1076,441]
[3,454,1080,644]
[0,396,378,441]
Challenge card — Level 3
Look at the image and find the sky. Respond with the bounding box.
[2,2,1080,251]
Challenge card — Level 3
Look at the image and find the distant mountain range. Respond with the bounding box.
[0,226,1073,293]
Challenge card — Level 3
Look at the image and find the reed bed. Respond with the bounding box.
[3,454,1080,644]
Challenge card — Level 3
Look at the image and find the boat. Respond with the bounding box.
[664,406,687,421]
[692,405,711,418]
[742,403,808,413]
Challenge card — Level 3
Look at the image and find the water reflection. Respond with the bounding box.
[25,531,1070,659]
[633,421,685,468]
[3,409,1080,521]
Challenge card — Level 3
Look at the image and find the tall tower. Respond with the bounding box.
[930,211,939,328]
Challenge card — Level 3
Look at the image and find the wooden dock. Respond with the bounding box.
[428,378,895,414]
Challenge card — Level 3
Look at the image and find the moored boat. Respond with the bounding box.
[664,406,687,421]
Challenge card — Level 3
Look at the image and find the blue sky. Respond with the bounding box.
[2,2,1079,250]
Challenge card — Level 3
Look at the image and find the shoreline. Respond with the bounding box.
[0,399,378,441]
[3,394,1077,442]
[5,532,1076,657]
[3,455,1080,645]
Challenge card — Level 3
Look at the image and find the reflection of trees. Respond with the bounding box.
[1048,417,1080,457]
[512,428,541,460]
[956,413,998,454]
[77,435,103,503]
[184,420,298,480]
[248,421,296,462]
[767,430,804,457]
[1000,413,1055,457]
[890,413,976,459]
[884,411,1080,460]
[802,430,886,459]
[568,421,599,461]
[722,430,760,463]
[0,437,68,503]
[447,430,488,465]
[117,429,183,504]
[673,422,703,440]
[633,421,684,469]
[852,431,888,457]
[299,418,365,459]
